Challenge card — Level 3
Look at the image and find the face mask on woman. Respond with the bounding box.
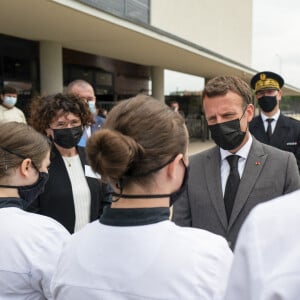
[52,126,83,149]
[0,146,49,208]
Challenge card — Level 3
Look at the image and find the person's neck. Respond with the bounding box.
[1,103,13,110]
[0,188,19,198]
[55,145,78,157]
[111,197,170,209]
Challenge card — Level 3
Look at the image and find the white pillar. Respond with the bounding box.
[39,41,63,95]
[151,66,164,102]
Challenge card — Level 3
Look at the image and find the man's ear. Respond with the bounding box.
[246,104,254,123]
[278,90,283,101]
[166,154,183,179]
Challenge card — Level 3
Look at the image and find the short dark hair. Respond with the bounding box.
[202,76,252,108]
[2,86,17,95]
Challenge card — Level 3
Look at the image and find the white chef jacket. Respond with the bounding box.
[225,189,300,300]
[52,207,233,300]
[0,207,70,299]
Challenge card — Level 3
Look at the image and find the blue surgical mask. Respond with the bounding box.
[88,101,97,114]
[3,96,17,107]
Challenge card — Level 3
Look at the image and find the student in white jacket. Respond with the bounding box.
[225,189,300,300]
[51,95,233,300]
[0,122,70,299]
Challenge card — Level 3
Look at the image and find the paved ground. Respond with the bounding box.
[188,138,215,155]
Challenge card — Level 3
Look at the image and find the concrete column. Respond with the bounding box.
[151,66,164,102]
[39,41,63,95]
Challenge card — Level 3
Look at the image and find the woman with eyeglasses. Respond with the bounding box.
[0,121,69,299]
[28,93,110,233]
[51,95,233,299]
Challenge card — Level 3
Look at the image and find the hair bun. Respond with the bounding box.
[86,129,144,182]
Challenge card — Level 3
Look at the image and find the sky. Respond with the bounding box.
[164,0,300,94]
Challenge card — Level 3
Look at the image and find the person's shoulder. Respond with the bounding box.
[173,225,233,262]
[25,210,70,235]
[282,114,300,126]
[94,115,105,125]
[252,137,293,156]
[247,189,300,227]
[249,115,261,127]
[190,145,218,162]
[1,208,70,242]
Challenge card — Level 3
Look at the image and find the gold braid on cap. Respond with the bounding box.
[255,74,280,92]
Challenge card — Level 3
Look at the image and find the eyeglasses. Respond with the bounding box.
[50,119,82,129]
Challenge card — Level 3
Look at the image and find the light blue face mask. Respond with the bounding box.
[88,101,96,114]
[3,96,17,107]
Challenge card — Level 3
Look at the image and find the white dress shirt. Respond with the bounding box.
[261,109,280,134]
[225,189,300,300]
[0,207,69,299]
[220,134,253,195]
[52,218,233,299]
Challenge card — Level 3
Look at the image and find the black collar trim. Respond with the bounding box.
[0,197,23,209]
[99,206,170,226]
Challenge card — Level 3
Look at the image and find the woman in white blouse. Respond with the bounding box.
[28,93,109,233]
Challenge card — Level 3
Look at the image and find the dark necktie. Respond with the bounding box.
[224,155,240,221]
[266,118,274,141]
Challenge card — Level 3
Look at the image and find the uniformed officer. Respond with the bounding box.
[249,71,300,171]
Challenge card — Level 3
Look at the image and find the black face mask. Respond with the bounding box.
[112,159,189,206]
[0,146,50,209]
[18,172,49,208]
[258,95,277,112]
[52,126,83,149]
[208,109,247,150]
[0,172,49,209]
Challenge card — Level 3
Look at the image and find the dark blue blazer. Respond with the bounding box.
[78,115,105,147]
[249,114,300,170]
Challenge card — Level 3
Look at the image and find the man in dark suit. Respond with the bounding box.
[249,71,300,171]
[67,79,105,147]
[173,75,300,249]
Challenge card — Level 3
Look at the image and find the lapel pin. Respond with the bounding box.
[255,161,261,165]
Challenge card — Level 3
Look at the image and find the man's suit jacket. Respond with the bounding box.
[250,114,300,170]
[28,146,109,233]
[173,137,300,249]
[78,115,105,147]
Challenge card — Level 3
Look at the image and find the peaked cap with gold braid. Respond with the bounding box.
[250,71,284,93]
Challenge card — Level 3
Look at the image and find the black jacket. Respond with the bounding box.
[27,145,110,233]
[250,114,300,170]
